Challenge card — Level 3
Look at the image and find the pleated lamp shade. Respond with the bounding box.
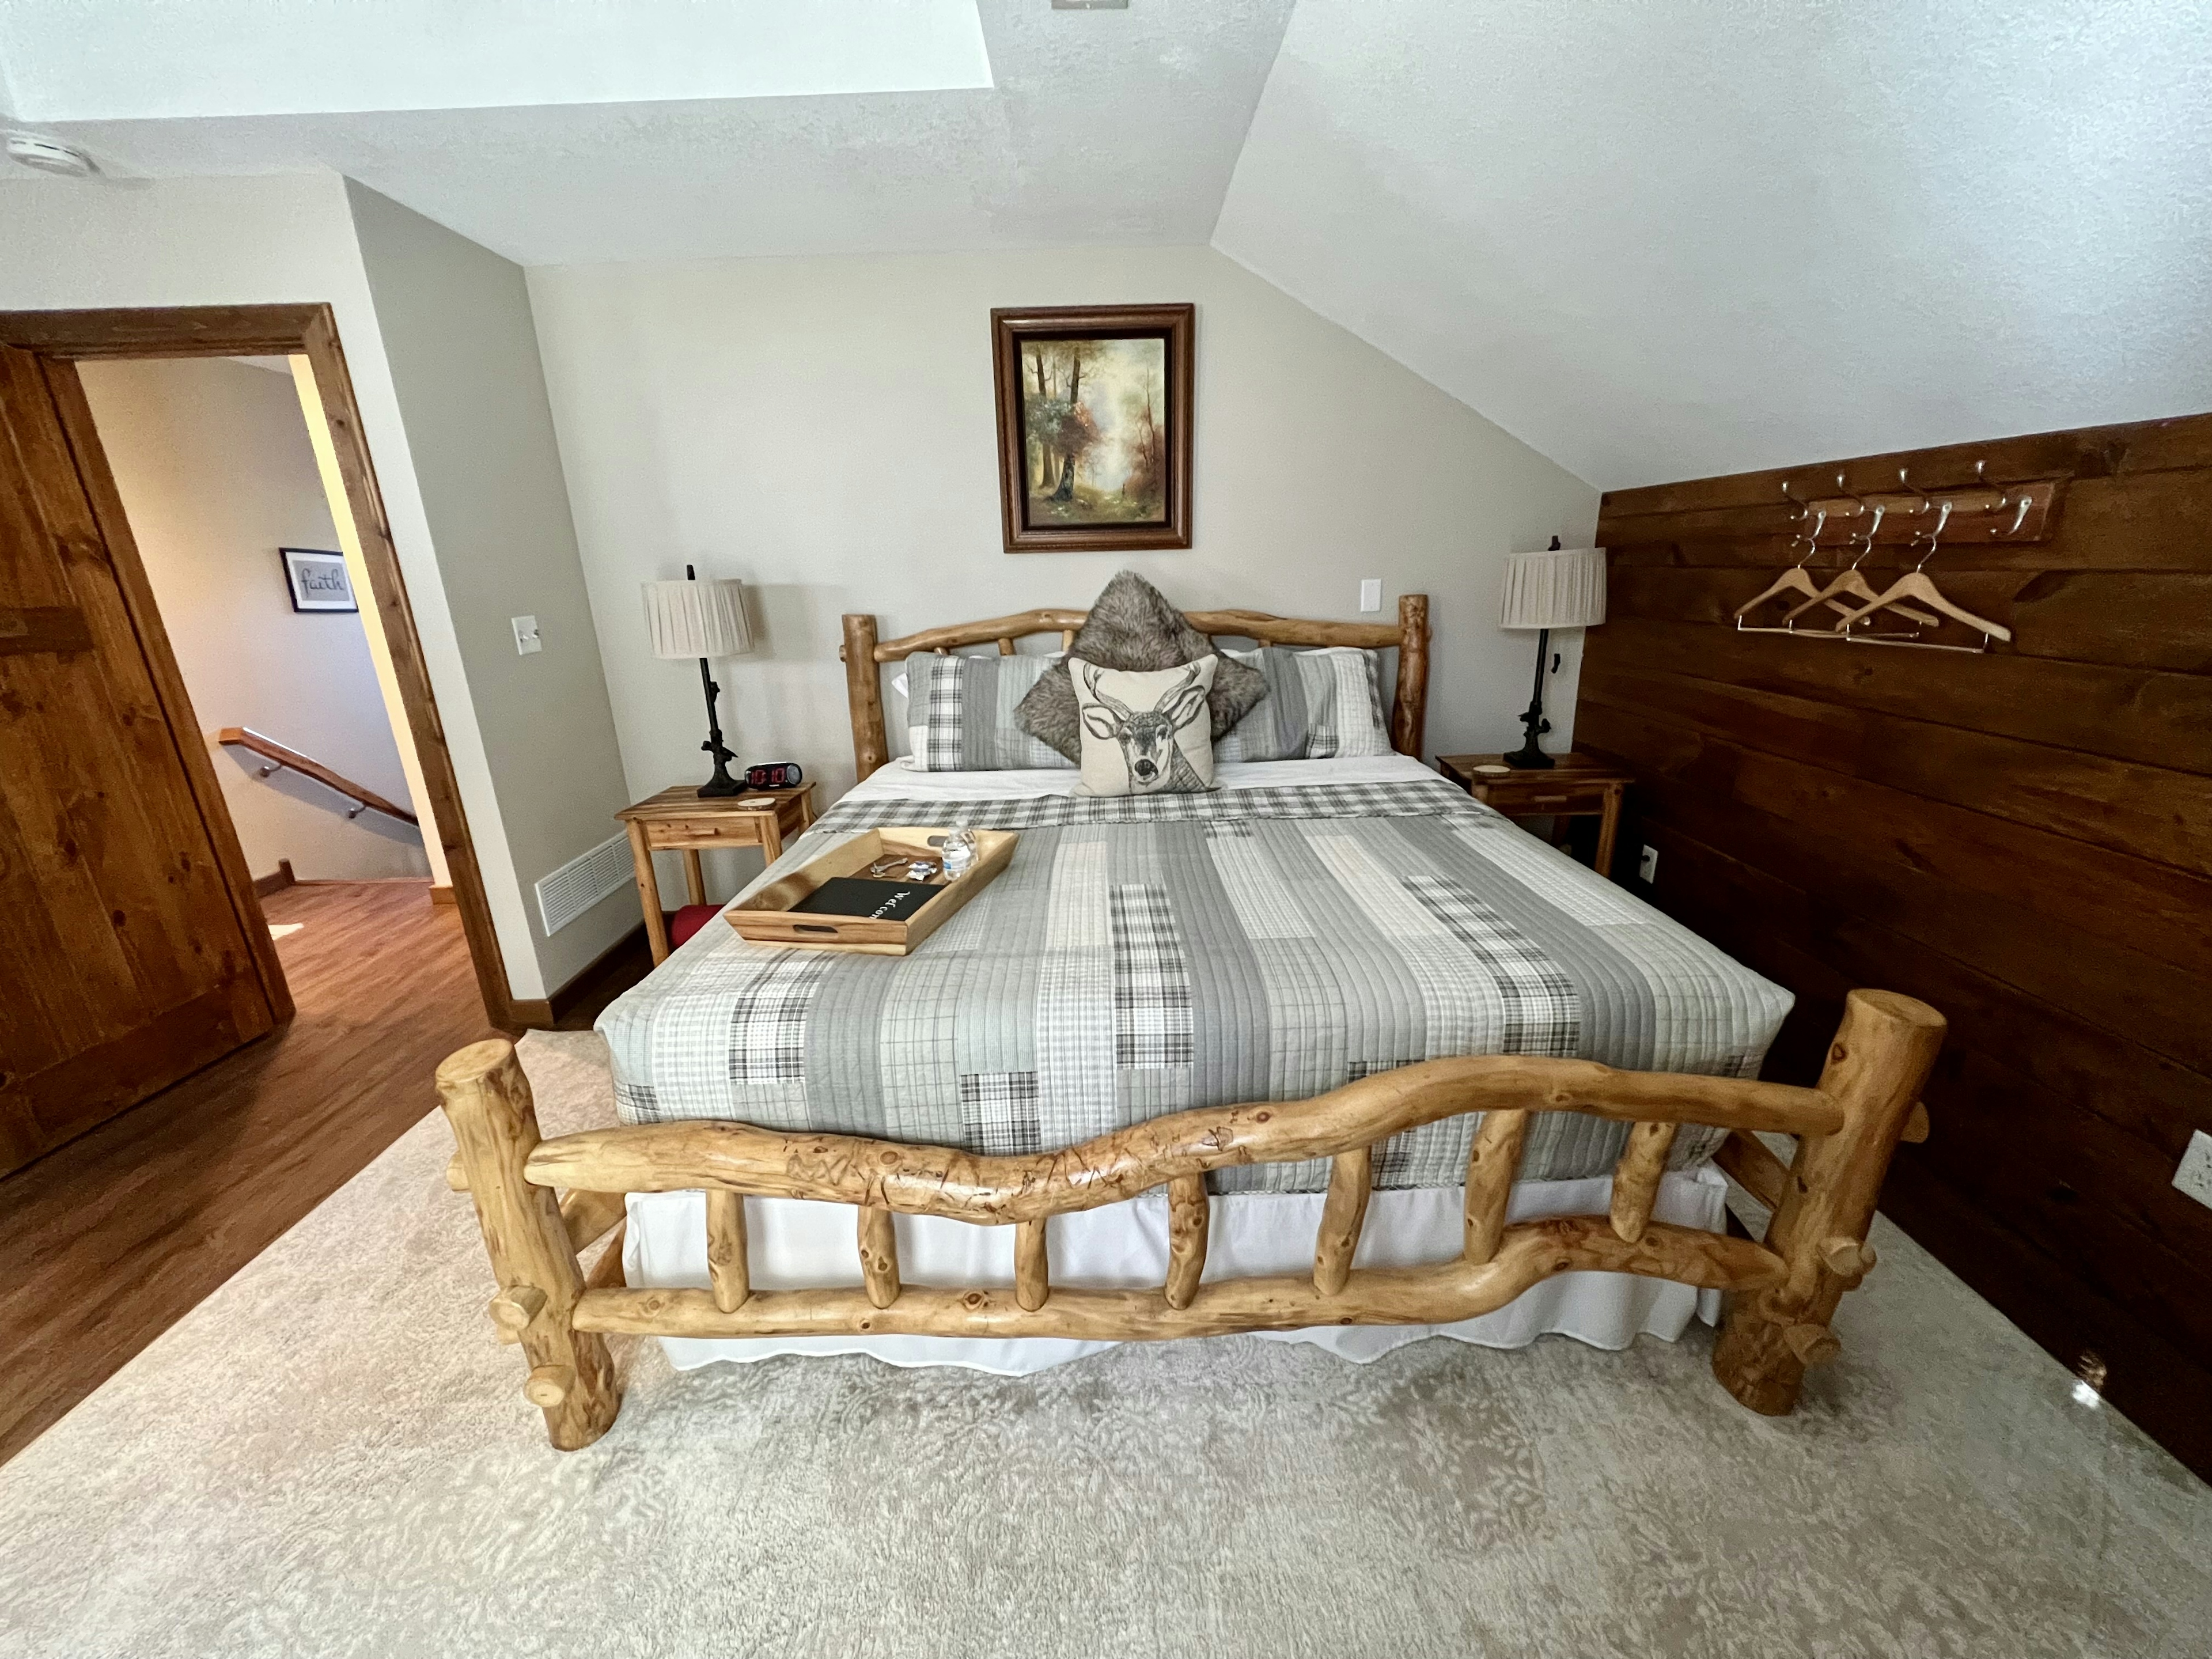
[643,577,753,659]
[1498,547,1608,630]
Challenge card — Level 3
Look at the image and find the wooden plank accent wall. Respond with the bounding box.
[1581,412,2212,1480]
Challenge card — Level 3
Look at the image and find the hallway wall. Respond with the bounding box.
[78,355,430,881]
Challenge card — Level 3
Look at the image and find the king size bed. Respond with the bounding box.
[438,594,1944,1450]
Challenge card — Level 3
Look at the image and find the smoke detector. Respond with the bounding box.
[6,132,98,179]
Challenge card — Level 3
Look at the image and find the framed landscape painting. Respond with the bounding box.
[990,303,1193,552]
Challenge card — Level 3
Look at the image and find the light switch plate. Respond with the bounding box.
[512,615,541,656]
[1358,578,1382,613]
[2176,1129,2212,1211]
[1637,844,1660,883]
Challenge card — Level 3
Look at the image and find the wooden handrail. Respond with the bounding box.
[217,726,418,825]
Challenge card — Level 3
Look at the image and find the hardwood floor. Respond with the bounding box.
[0,881,495,1465]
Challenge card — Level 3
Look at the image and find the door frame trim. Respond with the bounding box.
[1,304,519,1028]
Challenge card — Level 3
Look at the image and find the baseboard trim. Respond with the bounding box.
[252,859,296,899]
[504,921,652,1031]
[429,883,456,907]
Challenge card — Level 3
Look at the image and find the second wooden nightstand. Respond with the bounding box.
[617,782,818,964]
[1436,752,1631,877]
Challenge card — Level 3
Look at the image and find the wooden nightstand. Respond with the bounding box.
[1436,752,1632,877]
[617,782,818,964]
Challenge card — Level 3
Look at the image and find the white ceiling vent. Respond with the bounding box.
[535,833,632,937]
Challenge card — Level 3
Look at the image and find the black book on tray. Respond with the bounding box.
[789,877,937,924]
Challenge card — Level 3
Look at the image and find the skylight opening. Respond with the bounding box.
[0,0,993,122]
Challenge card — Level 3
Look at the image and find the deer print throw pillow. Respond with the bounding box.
[1069,656,1218,796]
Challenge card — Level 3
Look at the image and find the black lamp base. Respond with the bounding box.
[1502,626,1556,769]
[695,655,743,797]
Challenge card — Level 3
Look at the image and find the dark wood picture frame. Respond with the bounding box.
[990,303,1193,553]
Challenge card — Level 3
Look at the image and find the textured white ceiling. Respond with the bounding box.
[1213,0,2212,487]
[9,2,2209,487]
[12,1,1294,264]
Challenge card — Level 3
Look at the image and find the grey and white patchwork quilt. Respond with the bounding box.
[597,777,1793,1194]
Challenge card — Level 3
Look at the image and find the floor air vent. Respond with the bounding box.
[535,833,632,935]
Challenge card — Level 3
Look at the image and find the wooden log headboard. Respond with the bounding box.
[838,594,1430,779]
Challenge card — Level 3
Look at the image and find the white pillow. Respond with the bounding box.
[1069,656,1218,797]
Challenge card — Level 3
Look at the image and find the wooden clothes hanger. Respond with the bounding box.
[1733,494,1830,633]
[1777,486,1942,633]
[1830,484,2016,652]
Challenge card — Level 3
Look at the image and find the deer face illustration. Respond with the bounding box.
[1079,661,1210,793]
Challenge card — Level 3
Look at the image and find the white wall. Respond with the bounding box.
[0,172,634,1001]
[76,355,429,881]
[528,243,1599,895]
[344,181,635,989]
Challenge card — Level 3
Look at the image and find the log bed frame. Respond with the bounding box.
[437,597,1945,1450]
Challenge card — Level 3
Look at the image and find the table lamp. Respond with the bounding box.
[643,567,754,797]
[1497,540,1607,770]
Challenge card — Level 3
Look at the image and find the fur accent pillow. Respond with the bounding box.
[1070,656,1218,796]
[1016,571,1266,762]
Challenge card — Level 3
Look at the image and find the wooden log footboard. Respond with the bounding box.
[438,988,1944,1449]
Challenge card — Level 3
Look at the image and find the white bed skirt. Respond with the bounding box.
[625,1167,1729,1375]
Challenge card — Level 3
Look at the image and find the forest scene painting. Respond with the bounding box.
[993,305,1192,551]
[1018,336,1167,527]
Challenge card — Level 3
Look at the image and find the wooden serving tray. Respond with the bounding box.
[727,827,1017,955]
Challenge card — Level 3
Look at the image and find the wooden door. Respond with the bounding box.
[0,344,285,1174]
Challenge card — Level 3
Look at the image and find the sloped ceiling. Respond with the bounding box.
[1214,0,2212,486]
[7,1,2209,487]
[5,1,1297,263]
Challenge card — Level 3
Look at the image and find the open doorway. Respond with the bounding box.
[0,305,518,1131]
[77,353,446,898]
[0,305,521,1461]
[62,349,478,1146]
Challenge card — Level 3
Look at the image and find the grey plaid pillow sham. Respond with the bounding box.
[904,651,1075,771]
[1213,646,1393,761]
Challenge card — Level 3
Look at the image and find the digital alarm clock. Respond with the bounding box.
[745,761,804,790]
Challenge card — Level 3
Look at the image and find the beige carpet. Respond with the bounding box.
[2,1031,2205,1658]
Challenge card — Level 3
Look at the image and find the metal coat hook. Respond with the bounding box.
[1911,497,1956,568]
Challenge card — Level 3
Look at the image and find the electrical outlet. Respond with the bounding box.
[512,615,541,656]
[1359,578,1382,613]
[2176,1129,2212,1211]
[1637,844,1659,883]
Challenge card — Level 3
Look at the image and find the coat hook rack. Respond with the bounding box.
[1789,466,2062,547]
[1728,459,2058,651]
